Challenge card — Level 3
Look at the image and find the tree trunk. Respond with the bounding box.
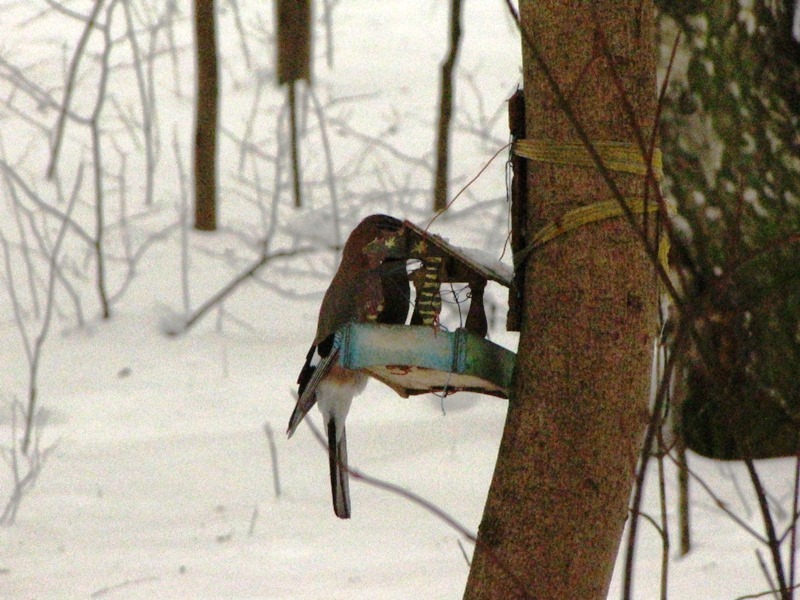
[465,2,658,598]
[193,0,218,231]
[433,0,463,213]
[276,0,312,209]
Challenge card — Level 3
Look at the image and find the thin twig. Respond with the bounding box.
[122,0,155,207]
[622,318,689,599]
[302,417,475,538]
[89,0,120,320]
[636,510,666,539]
[248,505,259,537]
[756,549,781,600]
[593,21,695,306]
[663,449,767,543]
[47,0,106,179]
[656,444,670,600]
[263,422,281,499]
[790,452,800,597]
[173,128,192,315]
[746,458,790,600]
[457,539,472,567]
[226,0,252,69]
[0,232,33,364]
[1,399,55,524]
[426,142,511,231]
[21,164,82,455]
[237,77,267,172]
[173,246,318,335]
[90,576,160,598]
[43,0,100,23]
[326,118,432,172]
[735,583,800,600]
[0,160,94,245]
[2,163,43,319]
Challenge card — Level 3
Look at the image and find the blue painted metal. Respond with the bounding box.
[337,323,516,399]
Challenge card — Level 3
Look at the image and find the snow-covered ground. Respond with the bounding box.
[1,287,798,599]
[0,1,797,598]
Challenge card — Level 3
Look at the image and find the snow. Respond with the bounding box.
[447,244,515,286]
[0,2,797,599]
[795,0,800,42]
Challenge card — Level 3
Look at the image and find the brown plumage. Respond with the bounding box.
[287,215,410,518]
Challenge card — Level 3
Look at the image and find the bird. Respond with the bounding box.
[287,214,411,519]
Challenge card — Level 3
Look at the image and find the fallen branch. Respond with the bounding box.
[90,575,160,598]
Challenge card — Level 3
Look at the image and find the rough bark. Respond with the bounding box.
[276,0,312,85]
[464,2,658,598]
[193,0,218,231]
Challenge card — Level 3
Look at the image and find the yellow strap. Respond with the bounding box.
[510,139,669,273]
[515,197,671,273]
[530,197,657,247]
[513,139,663,181]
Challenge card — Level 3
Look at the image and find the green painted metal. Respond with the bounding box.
[338,323,516,399]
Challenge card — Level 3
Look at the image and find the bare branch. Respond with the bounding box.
[88,0,121,320]
[21,163,83,454]
[0,160,94,245]
[122,0,155,207]
[168,246,318,335]
[90,576,161,599]
[226,0,252,70]
[746,458,791,600]
[46,0,106,179]
[262,422,282,499]
[734,583,800,600]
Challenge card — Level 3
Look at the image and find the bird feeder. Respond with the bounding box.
[341,218,517,399]
[338,323,515,399]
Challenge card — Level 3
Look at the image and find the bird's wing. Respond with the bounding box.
[287,334,341,438]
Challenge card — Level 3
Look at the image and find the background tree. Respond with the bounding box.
[194,0,219,231]
[656,0,800,462]
[276,0,312,210]
[637,2,800,595]
[433,0,463,213]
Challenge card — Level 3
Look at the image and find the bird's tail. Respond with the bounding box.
[328,418,351,519]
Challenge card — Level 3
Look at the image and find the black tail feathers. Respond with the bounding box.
[327,418,351,519]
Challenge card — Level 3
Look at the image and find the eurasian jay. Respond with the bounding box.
[287,214,411,519]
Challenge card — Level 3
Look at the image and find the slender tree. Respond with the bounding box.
[433,0,463,213]
[276,0,312,209]
[193,0,219,231]
[465,1,658,598]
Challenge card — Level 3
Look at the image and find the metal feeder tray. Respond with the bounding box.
[337,323,516,399]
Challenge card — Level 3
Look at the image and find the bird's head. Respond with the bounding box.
[342,214,408,268]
